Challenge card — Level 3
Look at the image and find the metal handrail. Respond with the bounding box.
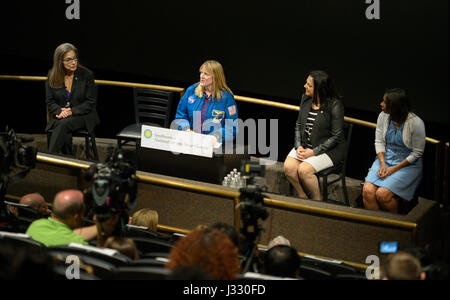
[0,74,441,144]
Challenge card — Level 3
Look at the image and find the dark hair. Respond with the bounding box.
[384,88,411,124]
[309,70,341,106]
[104,236,140,260]
[48,43,81,88]
[264,245,300,278]
[211,222,239,248]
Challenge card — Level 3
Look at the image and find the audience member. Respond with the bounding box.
[380,251,426,280]
[264,245,300,278]
[363,88,426,213]
[7,193,50,218]
[130,208,158,231]
[26,190,88,246]
[104,236,139,260]
[284,70,345,200]
[267,235,291,249]
[26,189,118,247]
[20,193,51,216]
[211,222,240,248]
[166,227,240,280]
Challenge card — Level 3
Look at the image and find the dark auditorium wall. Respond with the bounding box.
[1,1,448,200]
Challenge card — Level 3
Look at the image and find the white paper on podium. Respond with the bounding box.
[140,125,214,158]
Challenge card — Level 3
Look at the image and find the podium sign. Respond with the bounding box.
[140,125,214,158]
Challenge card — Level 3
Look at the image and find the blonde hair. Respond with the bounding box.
[131,208,159,231]
[48,43,79,88]
[195,60,233,101]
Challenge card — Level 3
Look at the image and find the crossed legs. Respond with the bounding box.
[363,182,398,213]
[284,157,322,201]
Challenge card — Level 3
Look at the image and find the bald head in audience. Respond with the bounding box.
[51,190,86,229]
[20,193,51,215]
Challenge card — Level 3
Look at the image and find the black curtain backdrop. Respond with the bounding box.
[0,1,448,199]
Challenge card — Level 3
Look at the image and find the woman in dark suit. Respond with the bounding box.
[45,43,99,154]
[284,70,345,200]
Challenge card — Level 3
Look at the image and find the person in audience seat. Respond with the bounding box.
[166,227,240,280]
[284,70,345,201]
[104,236,140,260]
[130,208,158,232]
[380,251,426,280]
[264,245,301,278]
[363,88,425,213]
[20,193,51,216]
[26,189,118,246]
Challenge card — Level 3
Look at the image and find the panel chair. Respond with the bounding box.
[316,122,353,206]
[116,88,174,148]
[46,108,99,161]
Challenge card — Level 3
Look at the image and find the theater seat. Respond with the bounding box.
[114,266,171,280]
[131,236,174,256]
[47,243,132,267]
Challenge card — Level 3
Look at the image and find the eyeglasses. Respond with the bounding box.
[63,57,78,63]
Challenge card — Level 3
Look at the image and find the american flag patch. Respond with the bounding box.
[228,105,236,116]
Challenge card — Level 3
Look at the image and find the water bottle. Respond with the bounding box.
[222,176,229,186]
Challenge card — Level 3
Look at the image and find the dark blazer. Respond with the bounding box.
[294,94,345,165]
[45,66,100,133]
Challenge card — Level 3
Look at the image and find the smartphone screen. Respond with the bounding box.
[379,241,398,253]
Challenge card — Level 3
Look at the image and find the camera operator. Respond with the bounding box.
[26,190,118,247]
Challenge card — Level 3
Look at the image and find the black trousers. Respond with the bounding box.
[48,116,86,154]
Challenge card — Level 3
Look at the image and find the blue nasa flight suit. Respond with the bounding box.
[174,83,238,143]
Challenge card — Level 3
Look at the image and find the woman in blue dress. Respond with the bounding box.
[363,88,426,213]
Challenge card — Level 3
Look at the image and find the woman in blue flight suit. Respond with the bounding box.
[174,60,238,144]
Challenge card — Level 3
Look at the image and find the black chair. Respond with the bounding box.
[47,244,132,268]
[116,88,174,148]
[299,256,364,279]
[317,122,354,206]
[0,231,46,252]
[46,108,99,161]
[130,258,167,268]
[131,236,174,256]
[335,273,368,280]
[50,252,116,280]
[114,266,171,280]
[298,265,334,280]
[124,224,172,241]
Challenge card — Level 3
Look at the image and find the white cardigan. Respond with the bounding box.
[375,112,426,164]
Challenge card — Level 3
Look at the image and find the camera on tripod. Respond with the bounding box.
[1,127,37,217]
[0,128,37,180]
[238,160,268,245]
[83,148,138,223]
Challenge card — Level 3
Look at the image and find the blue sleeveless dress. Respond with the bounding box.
[365,121,422,201]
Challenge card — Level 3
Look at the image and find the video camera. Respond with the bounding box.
[238,161,268,245]
[1,127,37,217]
[83,148,138,223]
[238,160,269,273]
[0,128,36,180]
